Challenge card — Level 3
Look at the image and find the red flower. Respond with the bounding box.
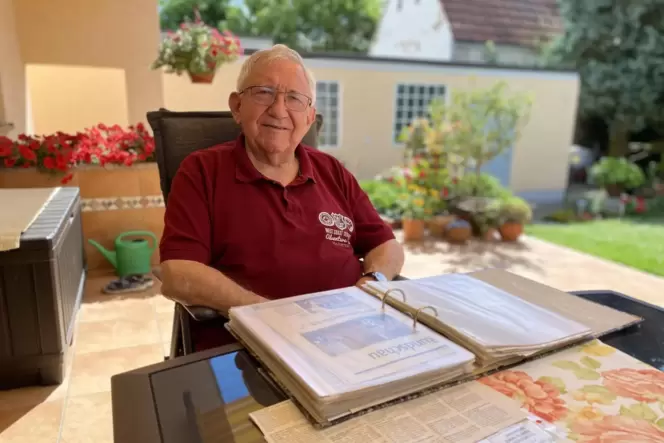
[441,187,449,198]
[4,158,16,167]
[0,136,12,156]
[18,145,36,162]
[60,173,74,184]
[43,156,56,170]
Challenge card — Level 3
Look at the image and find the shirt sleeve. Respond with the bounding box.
[341,166,396,256]
[159,153,212,264]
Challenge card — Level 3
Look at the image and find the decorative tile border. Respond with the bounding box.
[81,195,165,212]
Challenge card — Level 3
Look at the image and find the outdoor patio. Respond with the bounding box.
[0,233,663,443]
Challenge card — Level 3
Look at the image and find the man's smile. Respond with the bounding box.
[262,123,289,130]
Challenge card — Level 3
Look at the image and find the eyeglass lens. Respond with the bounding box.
[247,86,309,111]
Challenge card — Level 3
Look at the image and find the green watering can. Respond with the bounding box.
[88,231,157,277]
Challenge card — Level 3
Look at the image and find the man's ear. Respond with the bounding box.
[306,106,316,127]
[228,92,242,123]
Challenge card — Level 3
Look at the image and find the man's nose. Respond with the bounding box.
[267,92,289,117]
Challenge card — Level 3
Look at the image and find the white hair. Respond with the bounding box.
[236,44,317,105]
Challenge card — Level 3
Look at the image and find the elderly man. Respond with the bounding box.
[160,44,405,350]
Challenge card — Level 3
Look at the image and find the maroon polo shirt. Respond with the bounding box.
[160,135,395,350]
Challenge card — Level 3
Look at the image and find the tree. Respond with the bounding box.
[158,0,382,53]
[428,81,532,187]
[542,0,664,157]
[159,0,231,31]
[221,0,383,52]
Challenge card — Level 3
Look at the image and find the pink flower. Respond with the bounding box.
[602,368,664,402]
[570,416,664,443]
[479,370,567,423]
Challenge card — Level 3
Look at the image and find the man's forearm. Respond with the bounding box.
[160,259,267,316]
[362,239,405,280]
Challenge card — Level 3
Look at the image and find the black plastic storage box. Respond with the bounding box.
[0,187,86,389]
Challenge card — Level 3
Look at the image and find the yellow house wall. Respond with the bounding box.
[163,56,579,198]
[11,0,164,131]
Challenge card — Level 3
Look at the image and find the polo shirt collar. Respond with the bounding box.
[234,134,316,184]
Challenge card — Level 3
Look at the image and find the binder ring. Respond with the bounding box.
[411,306,438,329]
[381,288,407,311]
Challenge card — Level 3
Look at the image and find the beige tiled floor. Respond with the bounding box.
[1,234,664,442]
[0,275,174,443]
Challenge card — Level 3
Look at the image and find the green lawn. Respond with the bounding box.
[526,218,664,277]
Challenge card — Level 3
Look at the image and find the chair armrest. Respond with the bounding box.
[152,266,223,322]
[179,303,224,322]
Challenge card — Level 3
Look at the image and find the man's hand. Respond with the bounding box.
[355,276,376,288]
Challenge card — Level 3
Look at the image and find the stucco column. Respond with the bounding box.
[0,0,26,136]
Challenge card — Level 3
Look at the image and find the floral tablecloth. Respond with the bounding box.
[478,340,664,442]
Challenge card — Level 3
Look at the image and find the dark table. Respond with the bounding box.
[111,290,664,443]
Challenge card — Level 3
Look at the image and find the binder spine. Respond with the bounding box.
[381,288,407,310]
[411,306,438,329]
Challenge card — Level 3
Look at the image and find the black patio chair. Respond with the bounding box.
[147,108,405,359]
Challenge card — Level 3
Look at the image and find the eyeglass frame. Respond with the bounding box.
[238,85,313,112]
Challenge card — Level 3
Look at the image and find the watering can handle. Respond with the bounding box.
[118,231,158,251]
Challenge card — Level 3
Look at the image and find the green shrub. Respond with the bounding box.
[359,179,403,218]
[450,173,512,199]
[499,196,533,223]
[589,157,646,189]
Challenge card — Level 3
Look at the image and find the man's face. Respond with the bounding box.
[230,59,316,155]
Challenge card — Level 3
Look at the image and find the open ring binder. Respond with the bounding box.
[381,288,407,311]
[411,306,438,329]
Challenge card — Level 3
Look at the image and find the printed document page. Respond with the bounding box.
[366,274,590,349]
[230,287,474,399]
[249,381,529,443]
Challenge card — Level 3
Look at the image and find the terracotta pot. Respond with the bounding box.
[188,71,215,84]
[605,184,624,197]
[427,215,455,238]
[445,219,472,244]
[402,218,425,242]
[499,222,524,242]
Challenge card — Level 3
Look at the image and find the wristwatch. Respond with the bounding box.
[362,271,388,282]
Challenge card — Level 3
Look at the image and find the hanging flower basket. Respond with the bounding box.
[151,10,243,84]
[188,71,215,84]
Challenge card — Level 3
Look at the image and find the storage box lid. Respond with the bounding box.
[19,187,80,250]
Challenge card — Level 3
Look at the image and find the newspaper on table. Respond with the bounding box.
[249,381,555,443]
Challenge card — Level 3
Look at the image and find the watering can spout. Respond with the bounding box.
[87,239,118,269]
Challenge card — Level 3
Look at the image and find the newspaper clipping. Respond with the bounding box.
[249,381,553,443]
[237,289,474,394]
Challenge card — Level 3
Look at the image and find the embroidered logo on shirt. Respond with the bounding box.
[318,212,353,247]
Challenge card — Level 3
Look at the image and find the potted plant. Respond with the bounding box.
[397,185,431,242]
[445,218,473,244]
[152,14,243,84]
[498,196,532,242]
[472,200,501,241]
[360,178,403,227]
[589,157,646,197]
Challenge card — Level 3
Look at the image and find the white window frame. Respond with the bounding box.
[392,83,447,145]
[315,80,341,149]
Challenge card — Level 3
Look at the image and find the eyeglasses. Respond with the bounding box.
[239,86,312,112]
